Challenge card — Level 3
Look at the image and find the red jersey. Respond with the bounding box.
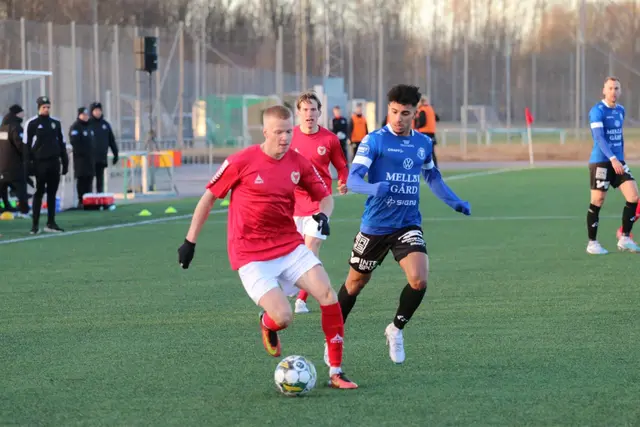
[206,145,330,271]
[290,126,348,216]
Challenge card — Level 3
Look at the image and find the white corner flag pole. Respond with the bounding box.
[525,107,535,167]
[527,125,534,166]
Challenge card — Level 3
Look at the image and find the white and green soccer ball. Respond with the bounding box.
[274,355,317,397]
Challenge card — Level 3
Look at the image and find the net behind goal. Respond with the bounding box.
[206,94,281,147]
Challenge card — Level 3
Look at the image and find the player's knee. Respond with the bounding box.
[407,277,427,291]
[590,195,605,206]
[271,308,293,328]
[345,276,369,295]
[315,285,338,305]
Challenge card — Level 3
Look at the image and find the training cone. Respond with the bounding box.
[220,199,230,207]
[0,211,15,220]
[165,206,177,214]
[137,209,152,217]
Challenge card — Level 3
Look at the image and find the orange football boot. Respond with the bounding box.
[259,312,281,357]
[329,372,358,389]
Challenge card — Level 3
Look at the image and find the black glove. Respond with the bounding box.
[112,155,119,166]
[312,212,330,236]
[178,239,196,269]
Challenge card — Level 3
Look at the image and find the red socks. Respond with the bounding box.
[297,290,309,302]
[636,203,640,217]
[262,312,286,331]
[321,303,344,368]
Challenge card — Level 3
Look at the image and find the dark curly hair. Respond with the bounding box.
[387,84,422,107]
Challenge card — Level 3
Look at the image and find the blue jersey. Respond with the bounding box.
[589,101,625,163]
[351,125,433,235]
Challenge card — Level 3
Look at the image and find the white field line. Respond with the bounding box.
[0,168,524,245]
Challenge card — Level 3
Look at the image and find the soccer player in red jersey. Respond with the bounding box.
[290,91,349,314]
[177,105,358,389]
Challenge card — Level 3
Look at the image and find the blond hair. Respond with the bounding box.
[263,105,293,121]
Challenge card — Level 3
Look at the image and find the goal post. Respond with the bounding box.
[0,69,52,118]
[0,69,76,212]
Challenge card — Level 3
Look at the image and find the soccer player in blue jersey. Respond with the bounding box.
[586,76,640,254]
[327,84,470,365]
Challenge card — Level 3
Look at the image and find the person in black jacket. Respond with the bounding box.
[69,107,95,208]
[23,96,68,234]
[0,104,29,216]
[330,106,349,162]
[88,102,118,193]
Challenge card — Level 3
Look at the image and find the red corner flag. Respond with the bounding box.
[525,107,534,127]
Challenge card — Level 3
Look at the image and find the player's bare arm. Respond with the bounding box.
[186,190,217,243]
[177,190,216,269]
[330,135,349,195]
[317,194,334,217]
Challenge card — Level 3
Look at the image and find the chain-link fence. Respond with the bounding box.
[2,1,640,146]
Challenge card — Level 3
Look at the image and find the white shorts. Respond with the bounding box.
[293,215,326,240]
[238,244,322,305]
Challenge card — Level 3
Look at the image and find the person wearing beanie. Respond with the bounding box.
[88,101,118,193]
[23,95,69,233]
[69,107,95,208]
[0,104,30,217]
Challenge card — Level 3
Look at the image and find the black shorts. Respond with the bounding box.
[348,225,428,273]
[589,161,635,191]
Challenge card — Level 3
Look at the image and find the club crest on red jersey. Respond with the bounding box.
[317,146,326,156]
[291,171,300,184]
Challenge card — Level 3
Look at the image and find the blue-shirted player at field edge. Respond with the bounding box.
[586,76,640,254]
[324,84,470,365]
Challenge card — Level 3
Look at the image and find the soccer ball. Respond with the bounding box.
[274,355,317,397]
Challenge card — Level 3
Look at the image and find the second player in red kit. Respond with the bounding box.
[290,91,349,314]
[177,105,358,389]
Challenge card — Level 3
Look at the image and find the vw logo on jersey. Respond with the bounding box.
[403,158,414,170]
[291,171,300,184]
[417,147,426,160]
[317,146,326,155]
[615,120,621,127]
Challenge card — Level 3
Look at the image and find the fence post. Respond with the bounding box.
[178,22,184,148]
[47,22,54,110]
[134,26,141,143]
[155,26,162,140]
[113,24,121,138]
[71,21,78,113]
[94,22,100,101]
[20,18,26,114]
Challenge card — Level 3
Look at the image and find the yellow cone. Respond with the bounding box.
[138,209,152,217]
[165,206,177,214]
[0,211,14,220]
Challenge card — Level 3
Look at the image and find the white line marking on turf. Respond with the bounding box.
[442,168,523,181]
[0,210,228,245]
[0,168,525,245]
